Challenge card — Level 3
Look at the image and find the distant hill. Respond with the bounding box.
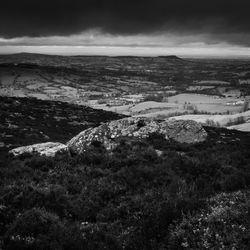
[0,53,194,104]
[158,55,182,60]
[0,53,188,68]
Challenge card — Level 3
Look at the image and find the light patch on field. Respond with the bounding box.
[92,104,132,115]
[11,89,26,97]
[169,110,250,127]
[237,71,250,77]
[54,76,74,85]
[168,94,238,104]
[228,122,250,132]
[26,82,49,89]
[29,93,49,100]
[167,94,244,113]
[197,80,230,85]
[197,103,242,113]
[239,79,250,84]
[94,101,182,116]
[130,101,179,113]
[0,88,13,95]
[60,86,78,95]
[43,88,60,94]
[134,109,187,118]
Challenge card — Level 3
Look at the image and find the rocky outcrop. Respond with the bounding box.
[67,117,207,154]
[9,142,68,157]
[9,118,207,157]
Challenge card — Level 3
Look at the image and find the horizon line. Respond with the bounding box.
[1,51,250,60]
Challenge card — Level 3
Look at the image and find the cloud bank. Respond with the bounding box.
[0,0,250,55]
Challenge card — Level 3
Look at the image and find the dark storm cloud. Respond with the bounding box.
[0,0,250,45]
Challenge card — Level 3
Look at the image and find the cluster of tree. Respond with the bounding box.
[0,127,250,249]
[225,116,246,127]
[143,94,165,102]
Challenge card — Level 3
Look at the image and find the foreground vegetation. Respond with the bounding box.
[0,126,250,249]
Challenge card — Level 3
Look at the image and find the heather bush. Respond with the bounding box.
[1,127,250,249]
[169,191,250,249]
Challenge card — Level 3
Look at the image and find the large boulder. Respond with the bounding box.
[67,117,207,154]
[9,142,68,157]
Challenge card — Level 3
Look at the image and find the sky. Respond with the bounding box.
[1,0,250,57]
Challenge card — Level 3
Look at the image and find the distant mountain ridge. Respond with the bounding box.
[0,53,187,66]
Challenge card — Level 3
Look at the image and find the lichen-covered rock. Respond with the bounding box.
[9,142,68,157]
[67,117,207,154]
[159,119,208,144]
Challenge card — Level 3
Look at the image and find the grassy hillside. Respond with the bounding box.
[0,96,125,158]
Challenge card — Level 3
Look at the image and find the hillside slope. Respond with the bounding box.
[0,96,125,157]
[0,124,250,249]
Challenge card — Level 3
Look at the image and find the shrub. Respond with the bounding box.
[169,191,250,249]
[204,119,220,127]
[1,129,250,249]
[3,208,82,250]
[226,116,246,127]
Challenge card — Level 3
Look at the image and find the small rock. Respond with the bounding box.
[9,142,68,157]
[155,150,163,157]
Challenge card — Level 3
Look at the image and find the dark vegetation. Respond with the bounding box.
[1,125,250,249]
[0,96,125,158]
